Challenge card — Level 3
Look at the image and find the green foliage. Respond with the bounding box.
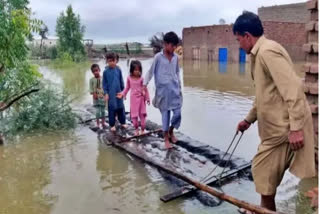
[47,46,58,59]
[56,5,86,62]
[0,0,77,138]
[28,44,58,60]
[0,62,42,102]
[57,51,73,64]
[1,84,77,136]
[0,0,42,72]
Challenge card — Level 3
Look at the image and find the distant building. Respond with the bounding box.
[31,38,57,47]
[183,2,307,62]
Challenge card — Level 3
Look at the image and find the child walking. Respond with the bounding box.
[120,60,150,136]
[103,52,127,131]
[89,64,107,129]
[143,31,182,149]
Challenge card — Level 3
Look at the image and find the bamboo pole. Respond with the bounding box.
[160,162,251,202]
[180,175,281,214]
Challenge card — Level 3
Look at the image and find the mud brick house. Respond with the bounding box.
[183,3,308,62]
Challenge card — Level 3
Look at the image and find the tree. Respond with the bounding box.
[219,18,226,25]
[39,25,49,57]
[0,0,42,100]
[149,32,182,54]
[0,0,76,140]
[0,0,42,73]
[56,5,86,62]
[149,32,164,54]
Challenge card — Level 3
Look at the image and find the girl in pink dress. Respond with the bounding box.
[121,60,150,135]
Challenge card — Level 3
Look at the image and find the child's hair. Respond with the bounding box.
[116,53,119,62]
[129,60,142,77]
[163,31,179,46]
[106,52,116,61]
[91,64,100,72]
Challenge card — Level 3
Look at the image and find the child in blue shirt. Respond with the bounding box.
[103,52,127,131]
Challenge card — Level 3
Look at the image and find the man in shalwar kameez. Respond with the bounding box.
[233,11,316,212]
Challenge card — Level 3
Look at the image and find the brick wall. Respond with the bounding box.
[303,0,318,169]
[182,25,239,62]
[258,2,309,23]
[263,21,307,61]
[183,21,306,62]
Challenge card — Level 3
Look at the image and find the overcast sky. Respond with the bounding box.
[29,0,306,44]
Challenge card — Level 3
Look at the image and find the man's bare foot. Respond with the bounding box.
[110,126,116,132]
[140,129,145,135]
[134,129,139,136]
[102,123,108,129]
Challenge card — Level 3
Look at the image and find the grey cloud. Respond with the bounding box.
[29,0,306,43]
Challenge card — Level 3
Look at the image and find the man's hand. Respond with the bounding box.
[288,130,304,151]
[104,94,109,101]
[237,120,251,133]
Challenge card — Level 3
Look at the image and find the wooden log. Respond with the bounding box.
[160,162,251,202]
[106,138,281,214]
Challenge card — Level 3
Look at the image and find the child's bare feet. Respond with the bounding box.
[121,124,128,129]
[134,129,139,136]
[140,129,145,135]
[169,127,178,143]
[102,123,108,129]
[170,133,178,144]
[110,126,116,132]
[164,132,173,149]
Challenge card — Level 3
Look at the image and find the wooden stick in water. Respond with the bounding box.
[108,135,281,214]
[120,129,162,142]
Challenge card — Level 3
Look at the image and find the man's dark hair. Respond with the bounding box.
[163,31,179,46]
[106,52,116,60]
[129,60,142,76]
[233,11,264,37]
[91,63,100,72]
[116,53,119,61]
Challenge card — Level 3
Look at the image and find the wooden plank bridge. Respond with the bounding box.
[81,107,281,214]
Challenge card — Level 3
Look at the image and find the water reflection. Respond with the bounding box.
[218,62,227,73]
[239,63,246,74]
[183,60,254,96]
[0,134,67,214]
[38,61,90,102]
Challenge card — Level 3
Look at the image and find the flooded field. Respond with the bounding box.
[0,58,316,214]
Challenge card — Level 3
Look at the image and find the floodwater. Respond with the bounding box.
[0,58,316,214]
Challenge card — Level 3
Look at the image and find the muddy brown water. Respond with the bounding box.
[0,59,316,214]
